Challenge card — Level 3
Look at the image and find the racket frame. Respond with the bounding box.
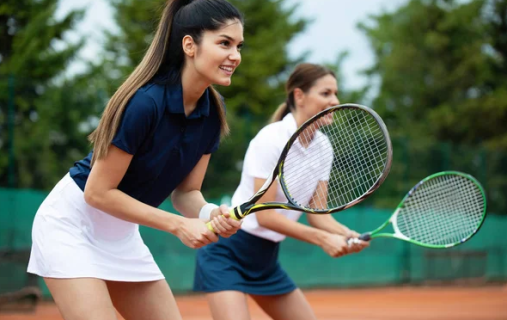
[356,171,487,249]
[229,103,393,220]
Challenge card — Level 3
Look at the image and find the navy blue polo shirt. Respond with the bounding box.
[69,80,223,208]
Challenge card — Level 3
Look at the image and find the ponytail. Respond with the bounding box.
[270,102,291,123]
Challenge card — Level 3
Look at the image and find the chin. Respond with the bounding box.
[213,78,232,86]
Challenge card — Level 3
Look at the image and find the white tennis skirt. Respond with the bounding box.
[27,174,164,281]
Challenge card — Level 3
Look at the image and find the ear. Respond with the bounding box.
[293,88,305,107]
[182,35,196,57]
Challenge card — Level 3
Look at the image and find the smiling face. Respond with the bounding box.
[184,19,244,87]
[295,74,340,124]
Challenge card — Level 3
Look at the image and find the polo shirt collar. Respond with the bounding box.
[282,112,298,135]
[165,82,211,119]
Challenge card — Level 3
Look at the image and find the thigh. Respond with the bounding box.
[106,279,182,320]
[206,291,251,320]
[251,289,317,320]
[44,277,118,320]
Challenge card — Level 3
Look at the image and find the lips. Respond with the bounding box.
[219,65,235,74]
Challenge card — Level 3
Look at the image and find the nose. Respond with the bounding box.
[229,49,241,63]
[331,96,340,106]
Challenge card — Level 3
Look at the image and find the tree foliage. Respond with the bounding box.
[0,0,88,188]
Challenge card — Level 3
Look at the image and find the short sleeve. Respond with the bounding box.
[243,128,282,180]
[111,91,158,155]
[204,130,220,154]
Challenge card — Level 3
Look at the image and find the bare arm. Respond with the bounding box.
[306,180,352,236]
[84,145,183,235]
[254,178,366,257]
[253,177,329,247]
[171,154,241,237]
[171,154,211,218]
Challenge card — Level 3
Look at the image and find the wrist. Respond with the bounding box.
[199,203,218,221]
[163,212,185,235]
[314,229,330,247]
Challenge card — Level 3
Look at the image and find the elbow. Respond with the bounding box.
[170,191,181,212]
[84,188,102,208]
[255,212,271,228]
[306,216,319,229]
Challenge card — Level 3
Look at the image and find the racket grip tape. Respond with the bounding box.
[358,233,371,241]
[205,206,242,233]
[347,232,372,246]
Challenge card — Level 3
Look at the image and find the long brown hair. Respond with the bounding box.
[271,63,336,123]
[89,0,243,165]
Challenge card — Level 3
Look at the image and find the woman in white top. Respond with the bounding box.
[194,63,369,320]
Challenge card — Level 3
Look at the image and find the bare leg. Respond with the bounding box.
[206,291,251,320]
[251,289,317,320]
[106,279,182,320]
[44,277,118,320]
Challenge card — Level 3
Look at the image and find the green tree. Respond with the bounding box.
[325,51,369,105]
[361,0,507,145]
[0,0,91,189]
[359,0,507,213]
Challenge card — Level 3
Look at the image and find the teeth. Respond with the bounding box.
[220,66,233,72]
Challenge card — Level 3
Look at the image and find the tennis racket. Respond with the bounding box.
[348,171,487,248]
[207,103,393,232]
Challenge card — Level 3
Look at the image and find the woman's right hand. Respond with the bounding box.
[174,217,219,249]
[318,232,350,258]
[208,205,242,238]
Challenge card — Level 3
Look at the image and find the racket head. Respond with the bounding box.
[278,104,392,214]
[391,171,487,248]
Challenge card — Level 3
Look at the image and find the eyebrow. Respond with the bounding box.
[219,34,244,43]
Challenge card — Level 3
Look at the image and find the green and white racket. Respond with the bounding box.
[348,172,487,249]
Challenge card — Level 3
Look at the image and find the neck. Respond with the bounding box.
[292,110,316,148]
[292,110,307,128]
[180,65,210,116]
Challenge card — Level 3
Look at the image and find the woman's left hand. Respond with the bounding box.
[344,228,370,253]
[208,205,242,238]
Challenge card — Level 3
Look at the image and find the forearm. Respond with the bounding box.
[308,215,350,236]
[85,188,183,234]
[257,211,327,246]
[171,189,208,218]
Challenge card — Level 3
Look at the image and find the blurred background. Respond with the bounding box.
[1,0,506,318]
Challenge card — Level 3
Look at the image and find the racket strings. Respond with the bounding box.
[326,115,386,205]
[395,175,485,246]
[400,177,478,244]
[288,112,385,208]
[282,108,389,210]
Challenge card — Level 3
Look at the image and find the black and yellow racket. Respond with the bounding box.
[348,172,487,248]
[207,103,393,232]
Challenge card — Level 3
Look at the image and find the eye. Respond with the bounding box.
[220,40,231,47]
[237,43,244,51]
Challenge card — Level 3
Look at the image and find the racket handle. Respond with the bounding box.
[347,232,372,246]
[206,221,216,233]
[205,206,242,233]
[358,233,371,241]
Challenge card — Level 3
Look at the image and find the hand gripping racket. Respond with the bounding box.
[207,103,393,232]
[348,171,487,248]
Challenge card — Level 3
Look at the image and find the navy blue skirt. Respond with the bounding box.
[193,229,297,295]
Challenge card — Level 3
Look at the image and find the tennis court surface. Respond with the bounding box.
[2,286,506,320]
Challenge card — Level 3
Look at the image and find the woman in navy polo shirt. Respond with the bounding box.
[27,0,244,319]
[194,64,370,320]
